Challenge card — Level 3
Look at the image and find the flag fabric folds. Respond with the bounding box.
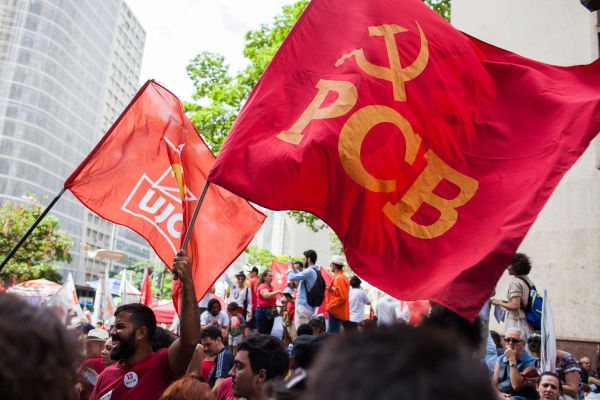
[208,0,600,320]
[65,81,265,313]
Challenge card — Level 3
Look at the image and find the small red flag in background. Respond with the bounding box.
[140,263,153,306]
[208,0,600,320]
[65,81,265,313]
[270,260,288,297]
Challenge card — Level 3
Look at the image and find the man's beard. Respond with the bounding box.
[110,331,136,361]
[304,260,309,268]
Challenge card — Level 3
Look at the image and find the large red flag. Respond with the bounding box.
[140,263,153,306]
[65,81,265,313]
[208,0,600,320]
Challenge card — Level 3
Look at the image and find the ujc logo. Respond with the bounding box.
[122,166,197,254]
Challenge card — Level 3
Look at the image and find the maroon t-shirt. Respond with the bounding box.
[89,348,175,400]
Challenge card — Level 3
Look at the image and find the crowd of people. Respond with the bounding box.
[0,249,598,400]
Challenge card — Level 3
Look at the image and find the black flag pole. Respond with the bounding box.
[173,180,211,280]
[0,188,66,273]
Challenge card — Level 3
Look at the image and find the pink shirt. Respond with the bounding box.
[257,283,276,307]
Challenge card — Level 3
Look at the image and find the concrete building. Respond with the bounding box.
[452,0,600,350]
[0,0,156,286]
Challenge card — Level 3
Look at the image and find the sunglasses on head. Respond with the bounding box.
[505,337,522,343]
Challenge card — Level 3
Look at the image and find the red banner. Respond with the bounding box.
[65,81,265,313]
[271,260,288,296]
[207,0,600,320]
[140,263,152,307]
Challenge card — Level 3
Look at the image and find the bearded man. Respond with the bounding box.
[90,250,199,400]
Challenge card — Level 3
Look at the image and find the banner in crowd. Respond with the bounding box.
[271,260,289,296]
[207,0,600,320]
[65,81,265,313]
[92,265,115,325]
[140,263,153,306]
[46,272,87,327]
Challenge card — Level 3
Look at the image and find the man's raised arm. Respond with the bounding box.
[168,249,200,376]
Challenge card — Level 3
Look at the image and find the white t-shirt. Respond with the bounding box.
[376,295,411,326]
[349,288,370,322]
[200,310,229,329]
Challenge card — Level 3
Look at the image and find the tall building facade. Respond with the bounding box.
[452,0,600,345]
[0,0,156,285]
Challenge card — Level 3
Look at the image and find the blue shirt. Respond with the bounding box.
[286,266,317,312]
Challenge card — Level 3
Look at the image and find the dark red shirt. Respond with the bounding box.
[89,348,175,400]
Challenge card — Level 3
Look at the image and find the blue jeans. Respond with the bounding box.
[255,307,274,334]
[327,313,346,333]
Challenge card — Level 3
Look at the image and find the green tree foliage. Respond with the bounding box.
[0,195,72,284]
[185,0,450,228]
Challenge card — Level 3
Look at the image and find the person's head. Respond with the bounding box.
[505,328,526,357]
[294,261,303,271]
[508,253,531,276]
[110,303,157,361]
[291,335,322,370]
[228,302,240,315]
[207,298,221,316]
[159,373,214,400]
[309,315,326,335]
[303,250,317,267]
[259,270,273,286]
[296,324,313,337]
[350,276,362,288]
[101,338,116,367]
[250,266,259,278]
[536,372,562,400]
[329,255,345,272]
[85,328,109,359]
[0,293,82,400]
[200,325,224,357]
[152,326,175,352]
[305,325,496,400]
[96,321,103,328]
[236,272,246,287]
[419,303,483,351]
[357,319,377,332]
[82,323,94,336]
[580,356,593,372]
[526,332,541,357]
[229,334,290,398]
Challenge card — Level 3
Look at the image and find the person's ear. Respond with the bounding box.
[256,369,267,384]
[137,325,148,341]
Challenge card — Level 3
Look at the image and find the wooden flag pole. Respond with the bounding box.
[0,188,66,273]
[173,180,211,280]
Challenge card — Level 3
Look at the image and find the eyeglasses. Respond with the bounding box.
[504,338,523,343]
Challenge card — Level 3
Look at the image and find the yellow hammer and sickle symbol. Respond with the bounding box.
[335,22,428,102]
[171,164,186,202]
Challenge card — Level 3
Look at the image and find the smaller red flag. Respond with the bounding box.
[271,260,288,297]
[140,263,152,306]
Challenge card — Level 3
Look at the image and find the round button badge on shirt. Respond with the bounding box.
[124,371,138,388]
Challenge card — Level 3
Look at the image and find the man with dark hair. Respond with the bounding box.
[305,325,496,400]
[201,325,235,394]
[229,334,290,400]
[0,293,82,400]
[286,250,319,329]
[91,250,199,400]
[296,323,313,337]
[201,298,229,330]
[348,275,370,328]
[325,255,350,333]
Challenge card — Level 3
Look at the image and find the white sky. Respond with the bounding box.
[125,0,296,103]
